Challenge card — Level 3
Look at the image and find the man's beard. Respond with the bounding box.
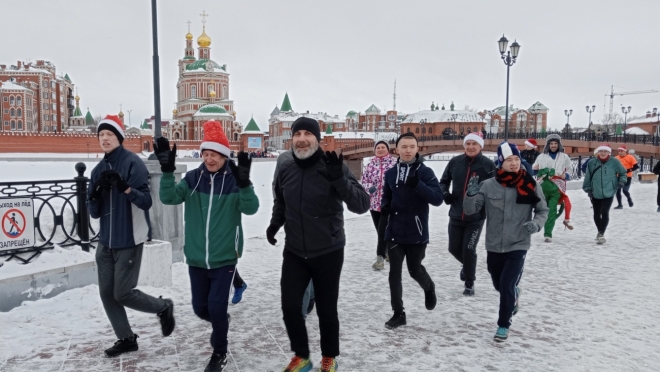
[293,141,319,159]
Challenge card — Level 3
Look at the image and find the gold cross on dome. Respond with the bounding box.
[187,20,191,32]
[200,10,209,25]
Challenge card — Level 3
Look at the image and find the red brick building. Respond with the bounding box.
[345,104,401,134]
[0,60,75,133]
[0,78,37,132]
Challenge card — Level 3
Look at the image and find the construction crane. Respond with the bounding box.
[605,85,658,118]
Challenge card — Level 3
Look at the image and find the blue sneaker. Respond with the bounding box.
[494,327,509,342]
[231,283,248,304]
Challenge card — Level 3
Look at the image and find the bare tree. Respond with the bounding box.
[463,105,478,113]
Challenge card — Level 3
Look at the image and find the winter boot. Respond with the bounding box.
[372,256,385,271]
[425,282,437,310]
[306,298,315,315]
[597,233,606,245]
[104,334,138,357]
[157,298,175,337]
[463,281,475,296]
[513,287,521,316]
[231,282,248,304]
[283,356,313,372]
[385,311,406,329]
[460,267,465,282]
[494,327,509,342]
[563,220,573,230]
[614,205,623,210]
[544,237,552,243]
[318,357,338,372]
[628,199,634,208]
[205,353,228,372]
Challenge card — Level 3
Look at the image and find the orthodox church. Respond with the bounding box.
[171,12,240,141]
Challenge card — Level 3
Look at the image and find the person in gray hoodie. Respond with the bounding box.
[463,142,548,342]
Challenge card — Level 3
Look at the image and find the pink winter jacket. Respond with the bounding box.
[361,154,397,211]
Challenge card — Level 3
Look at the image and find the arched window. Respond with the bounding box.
[191,85,197,98]
[9,96,14,105]
[10,108,14,117]
[208,85,213,95]
[17,120,22,130]
[10,120,15,129]
[234,133,238,141]
[223,85,227,99]
[415,127,419,133]
[407,127,411,133]
[174,132,180,140]
[428,127,432,134]
[16,96,22,106]
[17,108,22,117]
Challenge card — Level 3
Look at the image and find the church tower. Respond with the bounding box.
[197,11,211,60]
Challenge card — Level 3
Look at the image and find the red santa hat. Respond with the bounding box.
[463,132,484,148]
[200,120,231,157]
[618,145,627,152]
[525,138,538,148]
[595,143,612,154]
[97,115,125,142]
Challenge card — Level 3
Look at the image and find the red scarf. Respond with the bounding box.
[495,168,541,205]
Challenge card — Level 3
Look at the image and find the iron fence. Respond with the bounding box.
[0,162,98,264]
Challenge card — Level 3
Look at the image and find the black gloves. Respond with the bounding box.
[90,175,112,201]
[266,224,280,245]
[405,169,419,188]
[466,175,481,196]
[103,170,130,193]
[153,136,177,173]
[228,151,252,188]
[380,205,391,218]
[368,186,377,194]
[443,192,454,205]
[317,151,344,182]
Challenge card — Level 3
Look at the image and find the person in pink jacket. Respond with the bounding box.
[361,140,397,270]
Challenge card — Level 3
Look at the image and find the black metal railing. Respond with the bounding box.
[0,162,98,264]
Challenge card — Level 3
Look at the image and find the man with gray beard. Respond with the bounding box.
[267,117,369,372]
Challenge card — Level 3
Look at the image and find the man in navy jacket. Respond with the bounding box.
[88,115,175,357]
[381,132,443,329]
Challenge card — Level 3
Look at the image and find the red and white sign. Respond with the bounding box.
[0,198,35,251]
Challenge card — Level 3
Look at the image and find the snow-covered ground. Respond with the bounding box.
[1,161,659,371]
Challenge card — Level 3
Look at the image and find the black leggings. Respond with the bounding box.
[615,177,632,206]
[591,197,614,234]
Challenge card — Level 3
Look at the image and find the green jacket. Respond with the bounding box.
[582,157,627,199]
[160,162,259,269]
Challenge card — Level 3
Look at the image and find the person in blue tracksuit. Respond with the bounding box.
[88,115,175,357]
[381,132,443,329]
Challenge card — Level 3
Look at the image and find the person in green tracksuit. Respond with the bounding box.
[155,120,259,372]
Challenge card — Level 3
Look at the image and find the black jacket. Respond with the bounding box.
[439,153,496,222]
[382,155,443,244]
[520,149,541,166]
[270,150,370,259]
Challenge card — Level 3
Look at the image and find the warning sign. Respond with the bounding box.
[0,198,35,251]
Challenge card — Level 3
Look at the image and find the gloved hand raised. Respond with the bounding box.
[523,221,540,235]
[103,170,130,193]
[228,151,252,188]
[266,224,280,245]
[153,136,177,173]
[90,173,112,201]
[405,166,419,188]
[317,151,344,182]
[466,175,480,196]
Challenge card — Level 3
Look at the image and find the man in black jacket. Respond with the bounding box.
[267,117,369,372]
[520,138,541,166]
[439,132,496,296]
[382,133,443,329]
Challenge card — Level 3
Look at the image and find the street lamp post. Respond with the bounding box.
[586,105,596,138]
[498,34,521,141]
[486,110,494,138]
[622,106,632,133]
[127,109,132,128]
[151,0,162,138]
[653,107,659,137]
[564,109,573,136]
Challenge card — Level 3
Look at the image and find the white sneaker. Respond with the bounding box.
[563,220,574,230]
[372,256,385,270]
[596,233,606,245]
[544,237,552,243]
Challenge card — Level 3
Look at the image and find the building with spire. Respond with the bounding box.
[172,12,240,141]
[0,60,75,132]
[67,90,88,130]
[344,104,401,134]
[268,92,344,149]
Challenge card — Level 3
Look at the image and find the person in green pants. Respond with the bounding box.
[536,168,564,242]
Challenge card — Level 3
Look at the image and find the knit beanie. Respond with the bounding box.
[200,120,231,157]
[497,141,521,164]
[463,132,484,148]
[291,117,321,142]
[396,132,418,147]
[97,115,125,143]
[374,140,390,151]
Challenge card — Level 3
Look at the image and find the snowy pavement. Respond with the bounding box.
[1,177,659,370]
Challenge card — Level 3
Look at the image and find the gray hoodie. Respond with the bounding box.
[463,178,548,253]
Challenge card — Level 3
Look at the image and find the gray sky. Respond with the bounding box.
[2,0,660,131]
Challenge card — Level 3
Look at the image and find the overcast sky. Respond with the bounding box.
[2,0,660,131]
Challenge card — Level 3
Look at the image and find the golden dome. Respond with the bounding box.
[75,95,80,102]
[118,111,124,117]
[209,90,216,98]
[197,28,211,47]
[186,32,193,40]
[173,108,178,114]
